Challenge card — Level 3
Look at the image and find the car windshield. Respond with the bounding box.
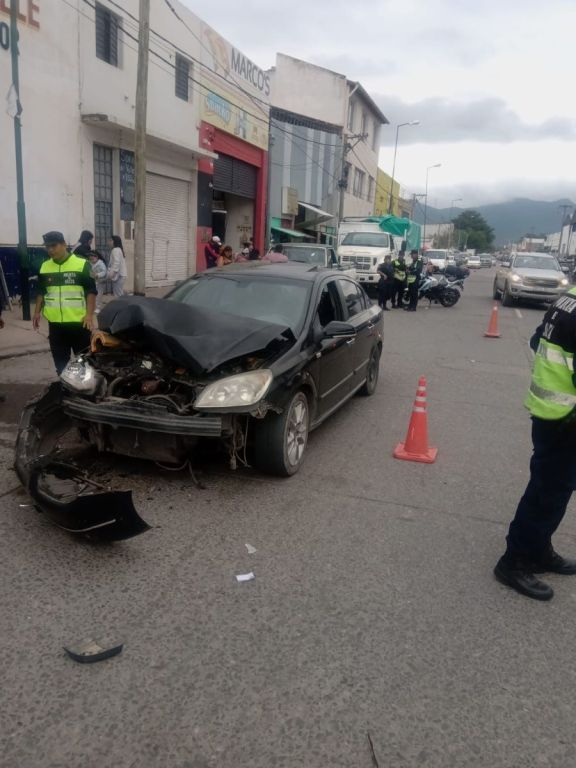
[342,232,390,248]
[168,274,311,334]
[283,245,326,265]
[427,251,447,259]
[513,255,560,271]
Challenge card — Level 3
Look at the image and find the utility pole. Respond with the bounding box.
[388,121,419,214]
[337,132,367,228]
[133,0,150,295]
[422,163,441,250]
[9,2,30,320]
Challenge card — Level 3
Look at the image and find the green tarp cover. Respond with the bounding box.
[364,216,421,252]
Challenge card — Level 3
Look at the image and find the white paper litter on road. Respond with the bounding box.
[245,543,257,554]
[236,572,255,583]
[18,504,30,508]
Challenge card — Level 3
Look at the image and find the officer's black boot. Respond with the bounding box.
[494,555,554,601]
[530,545,576,575]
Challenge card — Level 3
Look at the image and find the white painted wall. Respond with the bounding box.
[270,54,348,128]
[224,195,253,251]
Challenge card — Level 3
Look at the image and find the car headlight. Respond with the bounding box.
[60,358,104,395]
[560,278,569,286]
[511,273,522,283]
[195,370,273,409]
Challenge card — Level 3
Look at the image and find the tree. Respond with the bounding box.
[452,210,495,251]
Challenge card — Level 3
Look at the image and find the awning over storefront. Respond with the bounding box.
[271,225,308,239]
[298,201,334,228]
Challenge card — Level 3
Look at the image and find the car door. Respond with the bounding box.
[311,279,356,419]
[336,278,380,391]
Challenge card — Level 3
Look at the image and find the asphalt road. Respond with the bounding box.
[2,271,576,768]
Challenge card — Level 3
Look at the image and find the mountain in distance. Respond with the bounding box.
[412,198,575,247]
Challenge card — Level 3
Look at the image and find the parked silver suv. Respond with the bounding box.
[493,252,569,305]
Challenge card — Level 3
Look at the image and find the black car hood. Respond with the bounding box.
[98,297,293,374]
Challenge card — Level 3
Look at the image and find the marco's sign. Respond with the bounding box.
[0,0,40,51]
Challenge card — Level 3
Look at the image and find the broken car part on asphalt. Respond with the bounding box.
[14,384,150,541]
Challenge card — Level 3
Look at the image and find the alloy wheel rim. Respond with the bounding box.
[286,398,308,467]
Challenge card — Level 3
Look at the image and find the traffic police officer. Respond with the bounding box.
[495,287,576,600]
[405,249,423,312]
[391,251,407,308]
[33,231,97,374]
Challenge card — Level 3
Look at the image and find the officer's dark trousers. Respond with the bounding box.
[506,417,576,560]
[392,280,405,307]
[48,322,91,375]
[378,281,392,309]
[407,282,419,310]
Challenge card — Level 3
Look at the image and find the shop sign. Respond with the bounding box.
[0,0,40,54]
[119,149,135,221]
[282,187,299,216]
[200,22,269,150]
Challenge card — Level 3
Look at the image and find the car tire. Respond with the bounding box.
[253,390,309,477]
[501,283,513,306]
[492,280,500,300]
[359,346,381,396]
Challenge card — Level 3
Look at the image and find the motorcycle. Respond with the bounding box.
[403,273,461,308]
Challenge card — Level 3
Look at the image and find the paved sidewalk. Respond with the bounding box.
[0,286,171,360]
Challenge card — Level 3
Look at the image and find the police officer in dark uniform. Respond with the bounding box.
[405,249,423,312]
[495,288,576,600]
[391,251,407,308]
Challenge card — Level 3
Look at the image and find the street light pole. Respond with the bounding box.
[388,120,419,215]
[449,197,462,250]
[423,163,441,250]
[9,2,30,320]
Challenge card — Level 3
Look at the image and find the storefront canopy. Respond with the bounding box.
[298,202,334,228]
[271,225,308,239]
[365,216,421,252]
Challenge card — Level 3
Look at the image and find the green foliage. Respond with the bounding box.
[452,210,495,250]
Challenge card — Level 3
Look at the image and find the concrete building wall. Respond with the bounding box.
[269,54,348,128]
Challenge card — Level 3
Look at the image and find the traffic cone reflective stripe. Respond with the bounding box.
[393,376,438,464]
[484,303,501,338]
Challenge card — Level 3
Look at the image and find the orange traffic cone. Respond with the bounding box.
[393,376,438,464]
[484,303,501,338]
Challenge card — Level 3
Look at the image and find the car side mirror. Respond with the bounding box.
[323,321,356,338]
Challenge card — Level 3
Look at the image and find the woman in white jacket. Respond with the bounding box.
[107,235,128,297]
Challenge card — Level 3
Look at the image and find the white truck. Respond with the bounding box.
[337,219,398,289]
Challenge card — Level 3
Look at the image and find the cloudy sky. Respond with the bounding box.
[186,0,576,207]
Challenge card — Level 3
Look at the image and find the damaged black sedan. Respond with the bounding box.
[30,264,383,484]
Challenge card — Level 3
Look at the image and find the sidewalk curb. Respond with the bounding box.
[0,347,50,361]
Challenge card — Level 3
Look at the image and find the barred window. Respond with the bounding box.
[175,54,191,101]
[95,3,119,67]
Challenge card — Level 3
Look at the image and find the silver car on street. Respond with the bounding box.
[493,252,569,305]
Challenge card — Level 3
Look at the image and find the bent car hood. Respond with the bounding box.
[98,297,292,374]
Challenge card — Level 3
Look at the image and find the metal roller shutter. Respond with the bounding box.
[213,154,256,199]
[145,173,190,287]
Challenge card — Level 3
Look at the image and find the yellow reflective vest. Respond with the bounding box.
[40,254,90,323]
[393,259,407,282]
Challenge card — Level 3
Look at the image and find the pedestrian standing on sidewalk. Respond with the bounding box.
[494,290,576,601]
[377,255,394,310]
[405,250,423,312]
[33,231,96,375]
[391,251,407,308]
[205,236,221,269]
[107,236,127,297]
[71,230,94,259]
[88,251,108,312]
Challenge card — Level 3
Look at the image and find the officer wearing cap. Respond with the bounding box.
[33,231,97,374]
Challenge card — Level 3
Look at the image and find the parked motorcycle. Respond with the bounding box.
[403,273,461,307]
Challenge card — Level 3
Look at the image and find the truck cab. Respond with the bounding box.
[337,230,395,287]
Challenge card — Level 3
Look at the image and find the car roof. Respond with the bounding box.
[282,242,328,249]
[194,262,339,283]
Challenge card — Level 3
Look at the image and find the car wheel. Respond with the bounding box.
[359,346,381,396]
[501,283,513,306]
[492,280,500,300]
[439,288,460,307]
[253,390,309,477]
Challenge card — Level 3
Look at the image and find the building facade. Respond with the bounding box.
[0,0,268,292]
[267,54,388,243]
[373,169,400,217]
